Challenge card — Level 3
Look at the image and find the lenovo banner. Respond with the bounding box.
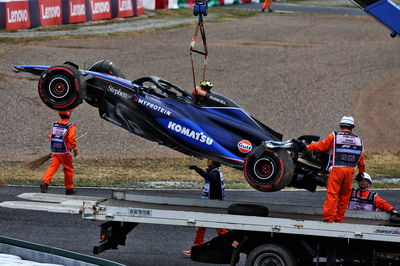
[38,0,62,26]
[117,0,133,17]
[89,0,111,20]
[68,0,86,23]
[3,0,31,30]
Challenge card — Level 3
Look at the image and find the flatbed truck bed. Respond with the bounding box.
[1,191,400,265]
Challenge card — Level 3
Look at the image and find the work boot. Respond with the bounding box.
[40,182,49,193]
[65,188,77,195]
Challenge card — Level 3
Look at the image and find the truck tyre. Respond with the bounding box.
[227,204,269,217]
[38,65,86,111]
[244,147,294,192]
[245,243,296,266]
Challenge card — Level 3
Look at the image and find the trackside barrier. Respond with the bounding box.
[353,0,400,37]
[0,0,144,30]
[1,0,260,30]
[143,0,260,10]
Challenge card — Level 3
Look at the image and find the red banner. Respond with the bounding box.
[5,1,31,30]
[68,0,86,23]
[136,0,144,15]
[89,0,111,20]
[117,0,133,17]
[38,0,62,26]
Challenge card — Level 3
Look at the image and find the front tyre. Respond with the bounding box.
[244,147,294,192]
[38,65,86,111]
[245,243,296,266]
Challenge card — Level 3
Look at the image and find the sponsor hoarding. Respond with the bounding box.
[3,0,31,30]
[89,0,111,20]
[38,0,62,26]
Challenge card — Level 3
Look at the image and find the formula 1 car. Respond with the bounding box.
[13,60,329,192]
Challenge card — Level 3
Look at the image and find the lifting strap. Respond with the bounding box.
[190,0,208,89]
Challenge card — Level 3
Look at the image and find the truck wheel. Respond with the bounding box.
[227,204,269,217]
[244,147,294,192]
[245,243,296,266]
[38,65,86,111]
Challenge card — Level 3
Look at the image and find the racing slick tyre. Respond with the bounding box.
[38,65,86,111]
[244,146,294,192]
[245,243,296,266]
[87,60,125,78]
[227,204,269,217]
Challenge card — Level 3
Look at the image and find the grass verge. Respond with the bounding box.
[1,152,400,189]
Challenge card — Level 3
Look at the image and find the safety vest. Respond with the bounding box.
[330,131,363,168]
[50,122,72,154]
[202,168,226,200]
[348,188,376,211]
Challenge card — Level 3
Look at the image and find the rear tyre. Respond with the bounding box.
[245,243,296,266]
[244,147,294,192]
[38,65,86,111]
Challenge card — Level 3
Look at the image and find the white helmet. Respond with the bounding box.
[340,115,355,128]
[362,172,372,184]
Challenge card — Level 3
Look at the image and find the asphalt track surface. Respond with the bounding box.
[222,2,365,16]
[1,186,400,265]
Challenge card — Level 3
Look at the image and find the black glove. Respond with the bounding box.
[355,172,364,182]
[391,209,399,216]
[292,138,307,152]
[189,165,197,170]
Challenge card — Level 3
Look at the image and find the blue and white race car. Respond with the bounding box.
[13,60,328,192]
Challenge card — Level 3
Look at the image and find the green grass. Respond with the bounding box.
[1,152,399,189]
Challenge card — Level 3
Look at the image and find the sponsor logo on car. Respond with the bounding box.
[209,95,226,105]
[108,85,130,98]
[238,140,252,153]
[167,121,213,145]
[134,97,172,116]
[101,113,121,126]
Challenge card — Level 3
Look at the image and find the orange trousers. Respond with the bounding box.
[323,167,354,222]
[262,0,272,11]
[42,153,74,189]
[194,227,229,246]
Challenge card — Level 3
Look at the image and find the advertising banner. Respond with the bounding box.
[4,0,31,30]
[38,0,62,26]
[68,0,86,23]
[89,0,111,20]
[117,0,133,17]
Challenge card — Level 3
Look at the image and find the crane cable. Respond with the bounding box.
[190,0,208,90]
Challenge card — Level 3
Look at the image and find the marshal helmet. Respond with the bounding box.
[339,115,355,128]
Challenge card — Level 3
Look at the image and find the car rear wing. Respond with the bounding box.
[352,0,400,37]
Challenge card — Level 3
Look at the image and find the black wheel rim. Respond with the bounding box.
[48,76,71,100]
[253,157,277,182]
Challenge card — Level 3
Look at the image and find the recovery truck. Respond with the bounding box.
[1,191,400,266]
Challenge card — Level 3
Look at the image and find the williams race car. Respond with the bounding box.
[13,60,328,192]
